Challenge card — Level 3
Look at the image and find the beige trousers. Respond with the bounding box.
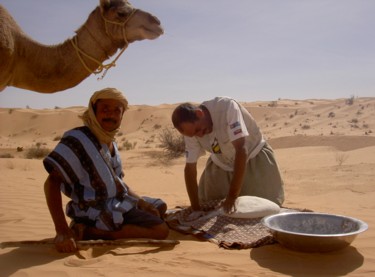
[198,143,285,206]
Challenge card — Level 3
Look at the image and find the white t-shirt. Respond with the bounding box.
[184,97,265,171]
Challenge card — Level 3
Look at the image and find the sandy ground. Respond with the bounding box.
[0,97,374,276]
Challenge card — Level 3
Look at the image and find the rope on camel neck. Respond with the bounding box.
[71,9,138,80]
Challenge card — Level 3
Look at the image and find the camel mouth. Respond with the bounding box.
[136,11,164,39]
[143,25,164,39]
[126,25,164,43]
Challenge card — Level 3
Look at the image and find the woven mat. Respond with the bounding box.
[165,200,308,249]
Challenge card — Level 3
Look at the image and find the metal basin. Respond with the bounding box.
[262,212,368,252]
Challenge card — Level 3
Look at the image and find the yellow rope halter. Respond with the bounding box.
[71,9,138,80]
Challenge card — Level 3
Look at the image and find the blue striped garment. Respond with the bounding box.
[43,126,138,231]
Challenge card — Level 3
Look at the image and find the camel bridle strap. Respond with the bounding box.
[71,9,138,80]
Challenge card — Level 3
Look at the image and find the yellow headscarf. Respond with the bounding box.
[80,88,129,144]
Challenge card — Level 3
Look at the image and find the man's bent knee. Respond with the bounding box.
[153,222,169,239]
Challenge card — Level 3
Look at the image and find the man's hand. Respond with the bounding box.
[54,230,77,253]
[222,196,237,214]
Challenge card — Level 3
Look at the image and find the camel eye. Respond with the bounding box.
[117,12,126,18]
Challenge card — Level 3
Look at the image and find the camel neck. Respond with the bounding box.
[73,8,121,71]
[4,6,126,93]
[8,34,109,92]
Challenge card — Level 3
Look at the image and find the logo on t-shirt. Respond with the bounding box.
[230,121,240,129]
[230,121,243,136]
[211,137,221,154]
[233,129,243,135]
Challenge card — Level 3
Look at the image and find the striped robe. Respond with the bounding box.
[43,126,137,231]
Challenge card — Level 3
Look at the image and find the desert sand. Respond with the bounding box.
[0,97,374,276]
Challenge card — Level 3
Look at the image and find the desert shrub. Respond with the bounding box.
[0,153,14,158]
[120,139,137,150]
[335,152,349,166]
[158,128,185,158]
[268,101,278,107]
[328,112,335,118]
[53,135,62,141]
[345,95,355,105]
[145,135,156,144]
[25,143,50,159]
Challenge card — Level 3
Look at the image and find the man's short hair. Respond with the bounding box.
[172,103,199,131]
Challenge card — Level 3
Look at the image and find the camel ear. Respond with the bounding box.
[100,0,111,11]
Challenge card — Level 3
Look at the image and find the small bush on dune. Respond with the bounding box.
[335,151,349,167]
[345,95,355,105]
[53,136,62,141]
[25,143,50,159]
[0,153,14,158]
[328,112,335,118]
[120,140,137,150]
[158,128,185,159]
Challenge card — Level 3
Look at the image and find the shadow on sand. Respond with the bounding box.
[250,244,364,276]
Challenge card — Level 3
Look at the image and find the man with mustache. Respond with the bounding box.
[171,97,284,218]
[43,88,169,253]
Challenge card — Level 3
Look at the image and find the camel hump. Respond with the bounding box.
[0,5,25,37]
[0,7,13,54]
[0,5,21,89]
[1,5,24,51]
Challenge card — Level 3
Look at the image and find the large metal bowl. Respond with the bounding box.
[262,212,368,252]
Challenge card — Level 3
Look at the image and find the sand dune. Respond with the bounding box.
[0,97,374,276]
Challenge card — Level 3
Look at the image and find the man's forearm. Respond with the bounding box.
[44,175,70,233]
[184,164,200,210]
[228,144,248,199]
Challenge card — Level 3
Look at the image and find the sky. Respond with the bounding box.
[0,0,374,109]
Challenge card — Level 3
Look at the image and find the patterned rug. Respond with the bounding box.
[165,200,308,250]
[166,201,275,249]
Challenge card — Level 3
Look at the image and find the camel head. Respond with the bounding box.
[99,0,163,46]
[0,1,164,93]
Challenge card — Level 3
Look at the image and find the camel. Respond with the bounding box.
[0,0,163,93]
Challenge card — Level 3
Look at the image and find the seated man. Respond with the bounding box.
[44,87,169,253]
[171,96,285,215]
